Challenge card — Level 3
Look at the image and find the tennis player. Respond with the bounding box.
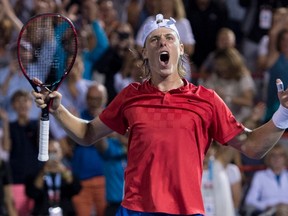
[32,14,288,216]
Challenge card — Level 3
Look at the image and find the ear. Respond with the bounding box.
[180,43,184,55]
[142,47,147,60]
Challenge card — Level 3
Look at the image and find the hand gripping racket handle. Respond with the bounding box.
[38,119,49,161]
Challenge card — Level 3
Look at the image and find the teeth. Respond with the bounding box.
[160,51,169,62]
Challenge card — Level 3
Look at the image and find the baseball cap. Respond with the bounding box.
[141,14,180,47]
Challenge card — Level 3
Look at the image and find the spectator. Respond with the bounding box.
[256,8,288,73]
[199,27,236,83]
[109,0,130,23]
[0,108,17,216]
[114,50,143,93]
[6,90,44,216]
[127,0,159,36]
[97,132,128,216]
[202,47,256,122]
[71,82,107,216]
[0,43,41,122]
[95,22,135,104]
[25,139,81,216]
[98,0,121,40]
[71,82,127,216]
[202,142,235,216]
[239,0,288,73]
[0,158,17,216]
[255,7,288,103]
[224,0,246,48]
[183,0,228,72]
[0,16,14,69]
[77,0,109,80]
[260,8,288,122]
[244,143,288,216]
[215,144,243,215]
[0,108,9,162]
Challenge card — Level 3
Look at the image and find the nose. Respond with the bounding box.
[159,35,167,47]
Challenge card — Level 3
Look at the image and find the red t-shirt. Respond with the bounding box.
[99,79,244,215]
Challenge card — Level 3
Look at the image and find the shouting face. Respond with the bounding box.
[142,27,184,79]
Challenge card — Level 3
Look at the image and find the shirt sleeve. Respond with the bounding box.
[226,164,242,184]
[210,90,244,144]
[99,86,132,135]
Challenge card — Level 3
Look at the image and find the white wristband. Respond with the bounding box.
[272,105,288,129]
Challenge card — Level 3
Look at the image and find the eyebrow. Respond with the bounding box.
[150,33,175,37]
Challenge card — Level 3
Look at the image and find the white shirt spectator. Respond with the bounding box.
[226,163,242,185]
[245,168,288,211]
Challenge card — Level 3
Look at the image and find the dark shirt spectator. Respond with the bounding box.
[25,139,81,216]
[184,0,228,71]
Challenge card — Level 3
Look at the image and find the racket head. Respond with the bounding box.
[17,13,78,92]
[17,13,77,162]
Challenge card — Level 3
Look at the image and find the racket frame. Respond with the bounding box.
[17,13,78,161]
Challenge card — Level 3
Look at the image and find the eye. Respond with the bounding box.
[150,36,159,43]
[166,34,175,41]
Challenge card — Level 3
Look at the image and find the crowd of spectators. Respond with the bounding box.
[1,0,288,215]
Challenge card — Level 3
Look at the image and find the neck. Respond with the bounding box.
[272,167,284,175]
[18,116,29,126]
[151,77,184,92]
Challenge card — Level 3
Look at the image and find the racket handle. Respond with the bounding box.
[38,119,49,161]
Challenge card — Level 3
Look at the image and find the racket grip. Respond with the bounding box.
[38,120,49,161]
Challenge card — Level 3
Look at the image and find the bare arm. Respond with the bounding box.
[228,80,287,159]
[4,184,18,216]
[52,104,113,145]
[228,121,284,159]
[0,0,22,32]
[265,12,288,69]
[0,109,11,152]
[32,90,113,146]
[231,180,242,211]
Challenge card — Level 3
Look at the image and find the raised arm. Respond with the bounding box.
[228,79,287,159]
[0,0,22,32]
[32,90,113,145]
[265,8,288,69]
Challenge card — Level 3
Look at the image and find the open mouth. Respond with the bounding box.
[159,51,169,65]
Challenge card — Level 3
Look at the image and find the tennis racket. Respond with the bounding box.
[17,13,78,161]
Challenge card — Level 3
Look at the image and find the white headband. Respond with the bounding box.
[141,14,180,47]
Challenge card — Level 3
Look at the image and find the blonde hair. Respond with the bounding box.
[214,47,249,80]
[264,143,288,167]
[217,28,235,38]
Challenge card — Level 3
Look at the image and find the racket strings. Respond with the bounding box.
[18,15,77,87]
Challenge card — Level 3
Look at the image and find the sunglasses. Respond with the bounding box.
[116,31,130,40]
